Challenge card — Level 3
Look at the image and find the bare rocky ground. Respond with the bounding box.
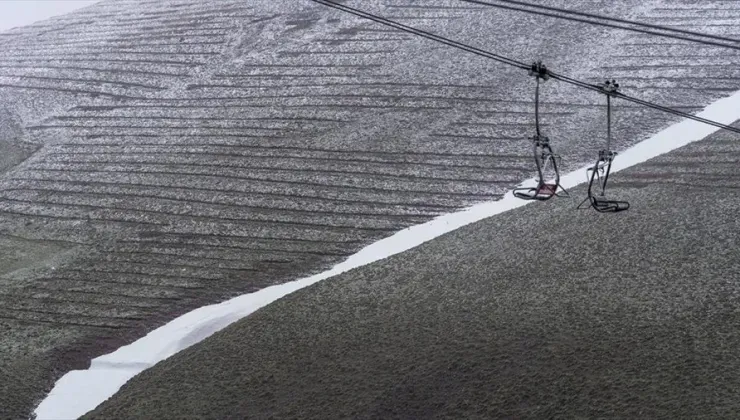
[0,0,739,418]
[88,124,740,419]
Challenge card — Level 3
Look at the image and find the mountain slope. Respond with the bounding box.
[88,122,740,419]
[1,0,740,418]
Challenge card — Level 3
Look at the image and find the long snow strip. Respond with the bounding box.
[34,90,740,420]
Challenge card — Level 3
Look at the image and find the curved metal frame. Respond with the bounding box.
[513,62,568,202]
[582,150,630,212]
[578,81,630,213]
[513,136,563,201]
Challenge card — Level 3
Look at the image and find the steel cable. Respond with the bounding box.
[460,0,740,50]
[309,0,740,135]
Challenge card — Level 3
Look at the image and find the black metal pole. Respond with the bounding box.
[606,94,612,152]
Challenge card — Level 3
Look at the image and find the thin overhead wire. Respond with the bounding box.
[460,0,740,48]
[547,72,738,133]
[310,0,530,70]
[309,0,740,135]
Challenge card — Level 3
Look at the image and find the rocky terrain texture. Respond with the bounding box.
[0,0,739,418]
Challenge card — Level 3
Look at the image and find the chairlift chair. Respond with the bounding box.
[513,61,569,201]
[577,80,630,213]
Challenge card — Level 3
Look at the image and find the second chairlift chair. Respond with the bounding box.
[578,80,630,213]
[513,61,569,201]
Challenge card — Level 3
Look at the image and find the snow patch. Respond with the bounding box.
[34,89,740,420]
[34,368,139,420]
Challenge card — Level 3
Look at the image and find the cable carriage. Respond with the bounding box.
[578,80,630,213]
[513,61,568,201]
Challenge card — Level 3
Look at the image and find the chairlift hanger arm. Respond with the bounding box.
[530,61,549,138]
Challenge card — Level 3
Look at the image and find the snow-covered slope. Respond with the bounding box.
[85,118,740,419]
[37,89,740,420]
[1,0,739,418]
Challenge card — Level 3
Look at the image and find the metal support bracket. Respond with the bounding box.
[529,60,550,80]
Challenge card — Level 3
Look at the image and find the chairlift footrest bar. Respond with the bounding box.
[592,197,630,213]
[514,186,557,201]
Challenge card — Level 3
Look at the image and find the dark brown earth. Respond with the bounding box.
[89,124,740,419]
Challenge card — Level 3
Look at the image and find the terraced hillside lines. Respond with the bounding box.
[2,0,740,419]
[0,0,262,128]
[592,2,740,98]
[86,123,740,419]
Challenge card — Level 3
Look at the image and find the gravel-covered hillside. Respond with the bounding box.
[1,0,739,418]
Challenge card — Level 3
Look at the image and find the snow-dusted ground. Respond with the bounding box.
[0,0,737,418]
[34,89,740,420]
[0,0,99,32]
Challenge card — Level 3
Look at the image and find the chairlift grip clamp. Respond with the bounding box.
[529,60,550,81]
[598,79,620,95]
